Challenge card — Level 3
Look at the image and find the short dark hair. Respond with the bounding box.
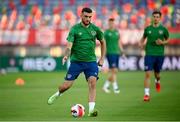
[109,18,115,21]
[82,7,92,13]
[152,10,162,17]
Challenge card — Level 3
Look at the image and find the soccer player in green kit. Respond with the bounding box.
[139,10,169,101]
[47,7,106,117]
[102,18,124,94]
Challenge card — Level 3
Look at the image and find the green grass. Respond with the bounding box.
[0,71,180,121]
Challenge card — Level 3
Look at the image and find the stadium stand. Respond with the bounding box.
[0,0,179,56]
[0,0,179,30]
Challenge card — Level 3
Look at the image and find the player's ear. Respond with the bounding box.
[80,13,83,18]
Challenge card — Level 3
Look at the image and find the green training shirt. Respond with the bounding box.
[67,23,104,62]
[143,24,169,56]
[104,29,120,54]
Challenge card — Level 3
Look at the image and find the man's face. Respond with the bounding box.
[81,12,93,26]
[153,13,161,24]
[109,20,115,28]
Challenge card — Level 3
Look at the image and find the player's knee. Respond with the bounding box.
[88,77,96,89]
[110,67,117,72]
[90,83,96,89]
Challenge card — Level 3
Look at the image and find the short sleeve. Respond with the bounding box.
[143,27,147,38]
[117,30,120,39]
[104,30,107,40]
[66,27,75,42]
[96,27,104,41]
[164,27,169,40]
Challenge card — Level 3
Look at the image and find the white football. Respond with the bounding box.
[71,104,85,117]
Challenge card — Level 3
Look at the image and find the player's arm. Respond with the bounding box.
[98,40,106,66]
[156,38,169,45]
[119,38,125,56]
[162,39,169,44]
[63,25,75,65]
[139,36,147,57]
[119,42,124,53]
[62,42,73,65]
[139,27,147,49]
[162,39,169,45]
[139,36,146,49]
[96,26,106,66]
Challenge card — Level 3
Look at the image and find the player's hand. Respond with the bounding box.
[62,56,68,65]
[140,50,145,57]
[98,58,104,67]
[156,39,163,45]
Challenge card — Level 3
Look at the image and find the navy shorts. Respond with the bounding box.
[106,54,119,68]
[65,61,99,81]
[144,55,164,72]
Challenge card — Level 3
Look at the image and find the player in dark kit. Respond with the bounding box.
[139,10,169,101]
[47,7,106,117]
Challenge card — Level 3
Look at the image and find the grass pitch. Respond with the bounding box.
[0,71,180,121]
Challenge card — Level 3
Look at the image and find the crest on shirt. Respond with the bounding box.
[91,30,96,36]
[159,30,163,35]
[148,31,151,34]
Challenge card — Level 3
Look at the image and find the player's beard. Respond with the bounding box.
[154,21,159,26]
[82,20,90,26]
[154,19,160,25]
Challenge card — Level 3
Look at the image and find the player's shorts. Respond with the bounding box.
[106,54,119,68]
[144,55,164,72]
[65,61,99,81]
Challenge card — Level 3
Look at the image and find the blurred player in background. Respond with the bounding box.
[48,7,106,117]
[102,18,124,94]
[139,10,169,101]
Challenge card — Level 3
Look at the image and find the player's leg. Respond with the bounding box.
[102,55,112,93]
[112,54,120,93]
[84,62,98,117]
[154,72,160,81]
[154,71,161,92]
[48,81,74,105]
[47,62,82,105]
[144,71,151,101]
[143,56,154,101]
[154,56,164,92]
[88,76,98,117]
[102,69,112,93]
[111,67,120,93]
[103,54,119,93]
